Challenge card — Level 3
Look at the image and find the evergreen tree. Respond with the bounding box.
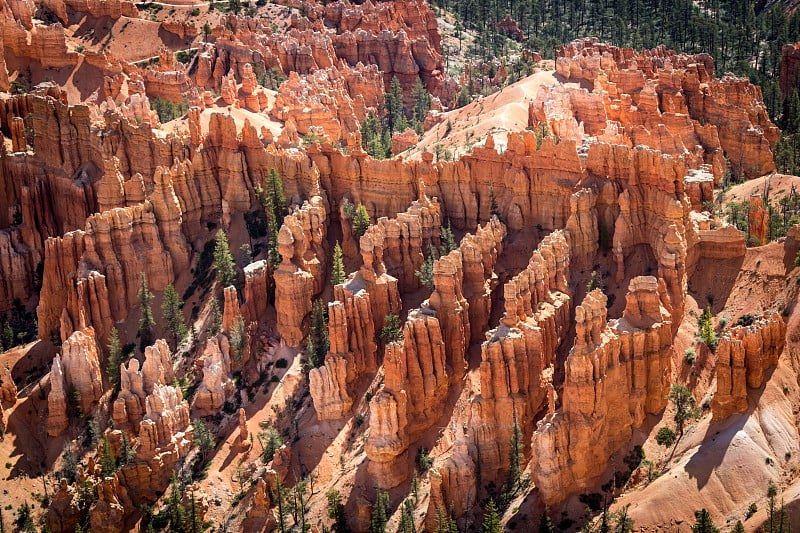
[100,434,117,476]
[371,490,390,533]
[60,444,78,483]
[655,426,676,448]
[435,506,458,533]
[500,410,524,509]
[416,243,439,290]
[119,431,135,466]
[539,508,555,533]
[268,168,287,223]
[440,224,457,254]
[691,509,719,533]
[400,499,416,533]
[308,299,329,368]
[412,77,432,131]
[615,504,634,533]
[107,327,122,393]
[698,307,717,350]
[384,77,407,133]
[209,298,222,336]
[193,418,216,462]
[161,284,187,350]
[326,489,347,533]
[456,85,471,108]
[732,521,745,533]
[167,473,185,532]
[489,183,501,219]
[185,490,203,533]
[138,273,155,351]
[668,384,697,437]
[332,241,346,286]
[213,229,237,289]
[767,483,778,533]
[481,498,502,533]
[273,476,288,533]
[380,313,404,344]
[353,204,371,239]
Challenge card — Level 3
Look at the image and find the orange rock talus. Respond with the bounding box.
[712,313,787,419]
[47,327,105,436]
[531,276,673,506]
[274,195,328,346]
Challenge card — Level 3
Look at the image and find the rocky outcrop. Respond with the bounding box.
[365,217,505,488]
[113,339,174,428]
[376,195,441,293]
[274,195,328,346]
[467,231,571,483]
[37,202,180,342]
[712,313,787,419]
[47,327,104,435]
[556,38,777,180]
[531,276,673,506]
[0,365,15,404]
[192,334,234,416]
[781,42,800,98]
[366,311,447,488]
[747,193,768,245]
[242,260,269,322]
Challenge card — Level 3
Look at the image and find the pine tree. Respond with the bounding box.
[119,431,135,466]
[415,243,439,290]
[489,183,501,219]
[380,313,404,344]
[371,490,390,533]
[326,489,347,533]
[213,229,237,289]
[209,298,222,336]
[308,299,329,368]
[615,504,634,533]
[167,473,184,532]
[107,327,122,393]
[138,273,155,351]
[435,506,458,533]
[332,241,346,286]
[273,477,288,533]
[193,418,216,462]
[440,223,457,254]
[100,434,117,476]
[161,284,187,350]
[500,410,523,509]
[691,509,719,533]
[353,204,371,239]
[668,384,697,437]
[412,77,431,132]
[60,444,78,483]
[539,508,555,533]
[732,521,745,533]
[481,498,502,533]
[767,483,778,533]
[384,76,407,133]
[268,168,287,223]
[411,470,420,504]
[185,490,203,533]
[400,499,416,533]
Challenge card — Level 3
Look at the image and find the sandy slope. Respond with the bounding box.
[403,69,560,161]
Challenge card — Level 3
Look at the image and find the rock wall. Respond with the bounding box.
[274,194,328,346]
[531,276,673,506]
[47,327,104,436]
[712,313,787,419]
